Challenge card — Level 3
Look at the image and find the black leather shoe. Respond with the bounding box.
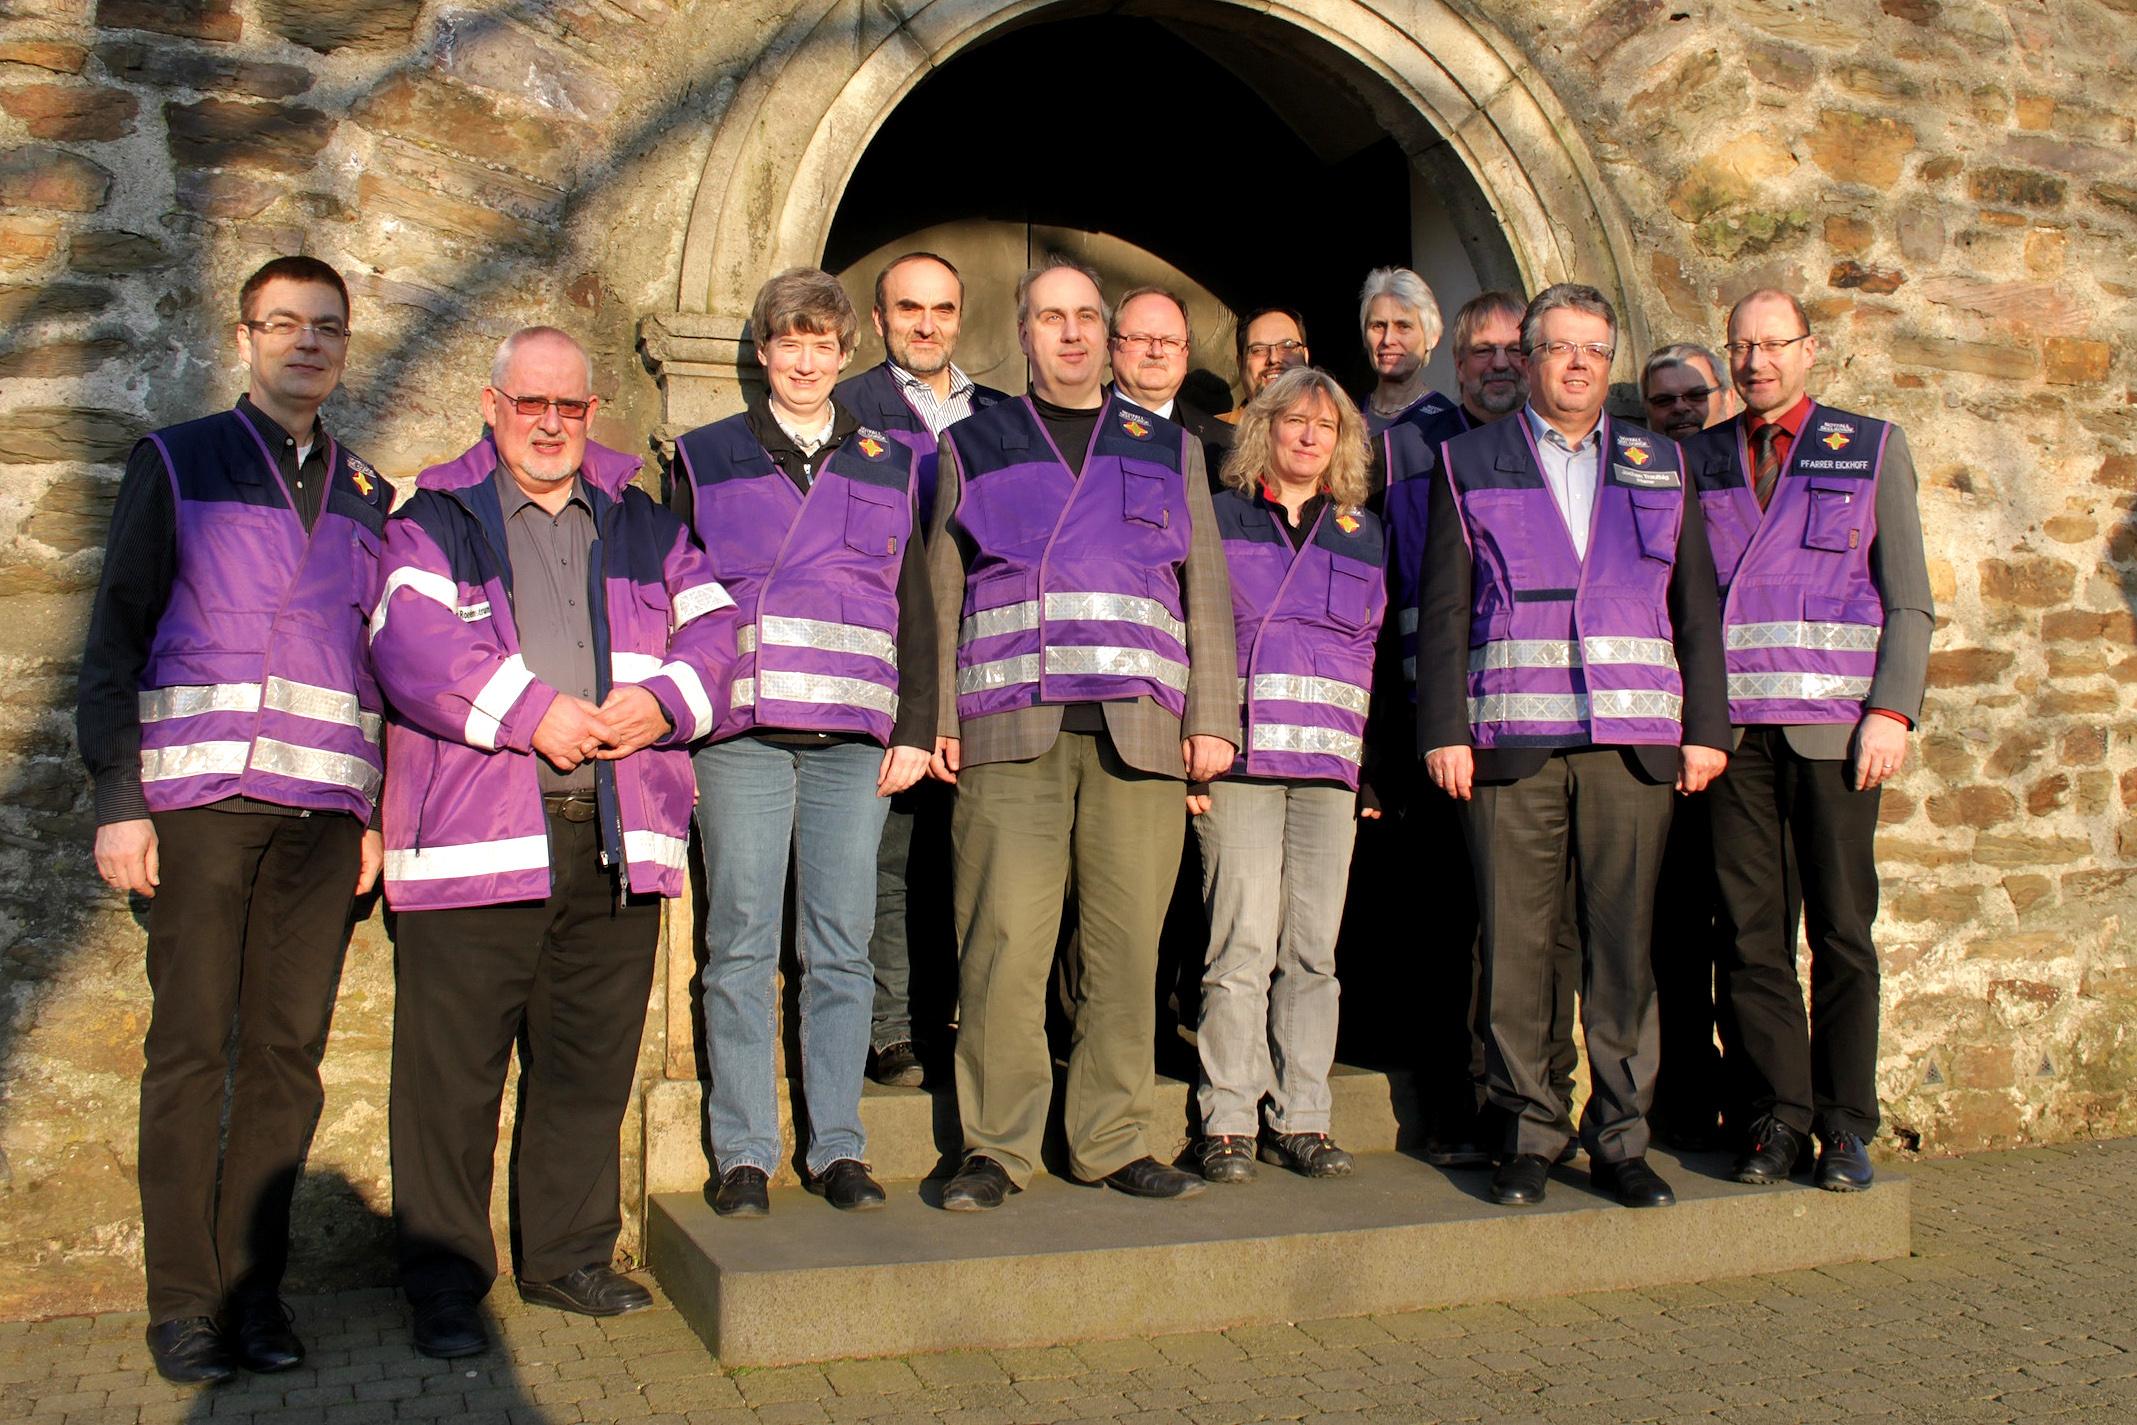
[1261,1132,1355,1179]
[869,1040,925,1088]
[1816,1132,1875,1192]
[146,1317,236,1385]
[1102,1155,1207,1199]
[808,1159,887,1211]
[1734,1118,1808,1185]
[709,1166,770,1218]
[941,1154,1016,1212]
[1594,1155,1676,1208]
[1422,1136,1492,1168]
[409,1291,487,1360]
[1555,1139,1580,1167]
[518,1264,653,1317]
[1489,1153,1552,1206]
[226,1296,303,1373]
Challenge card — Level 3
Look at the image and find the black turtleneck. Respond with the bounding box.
[1031,391,1104,475]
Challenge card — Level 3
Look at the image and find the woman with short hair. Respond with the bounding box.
[1192,366,1386,1183]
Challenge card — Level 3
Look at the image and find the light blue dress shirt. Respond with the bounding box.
[1524,405,1604,560]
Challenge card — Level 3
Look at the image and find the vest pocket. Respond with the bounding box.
[1628,489,1679,562]
[1326,559,1376,632]
[1804,480,1862,552]
[1122,466,1172,529]
[844,481,906,556]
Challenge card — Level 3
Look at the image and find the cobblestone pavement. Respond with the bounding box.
[5,1139,2133,1425]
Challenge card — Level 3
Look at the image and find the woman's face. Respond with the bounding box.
[1269,390,1339,488]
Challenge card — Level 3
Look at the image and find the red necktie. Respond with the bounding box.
[1751,424,1783,510]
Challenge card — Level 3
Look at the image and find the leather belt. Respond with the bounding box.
[541,792,599,823]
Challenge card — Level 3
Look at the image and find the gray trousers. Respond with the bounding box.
[1462,748,1673,1163]
[1193,779,1357,1137]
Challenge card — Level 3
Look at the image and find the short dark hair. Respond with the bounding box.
[239,255,350,323]
[872,251,964,317]
[1234,305,1309,371]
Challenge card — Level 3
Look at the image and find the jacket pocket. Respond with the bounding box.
[844,481,907,557]
[1122,463,1172,530]
[1629,488,1679,563]
[1327,559,1376,632]
[1803,479,1862,553]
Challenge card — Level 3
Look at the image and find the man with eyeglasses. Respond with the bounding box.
[1227,306,1312,420]
[1685,289,1932,1194]
[834,252,1007,1092]
[372,326,737,1357]
[77,256,391,1384]
[1642,343,1735,443]
[1109,285,1233,488]
[1418,283,1730,1211]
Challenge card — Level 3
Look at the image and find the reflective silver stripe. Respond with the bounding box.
[139,682,261,722]
[466,655,534,751]
[957,654,1040,696]
[658,660,715,740]
[264,676,364,728]
[737,625,756,655]
[1728,671,1873,701]
[360,712,383,745]
[760,615,898,666]
[1590,689,1684,721]
[1401,655,1417,682]
[1250,673,1369,716]
[1251,723,1364,764]
[250,737,383,799]
[623,828,688,873]
[140,740,250,782]
[1727,621,1882,653]
[755,670,898,717]
[1468,693,1587,723]
[671,580,735,629]
[1044,644,1190,693]
[1397,607,1419,636]
[960,600,1040,646]
[387,834,551,883]
[369,565,459,642]
[1470,639,1578,672]
[1045,592,1187,646]
[1582,636,1678,669]
[612,651,664,682]
[732,676,755,708]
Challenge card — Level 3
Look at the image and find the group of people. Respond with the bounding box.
[78,245,1927,1385]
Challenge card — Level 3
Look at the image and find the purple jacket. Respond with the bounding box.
[1683,404,1892,726]
[1381,390,1471,697]
[136,406,392,819]
[1440,413,1689,748]
[832,361,1009,527]
[945,395,1195,724]
[371,435,737,911]
[1215,490,1386,788]
[673,413,916,746]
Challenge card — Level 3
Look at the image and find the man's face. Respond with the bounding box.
[760,326,846,415]
[1527,306,1613,425]
[1019,267,1107,401]
[1728,294,1817,418]
[1240,311,1308,396]
[1109,292,1190,409]
[1364,294,1427,381]
[874,257,962,378]
[235,277,349,411]
[1453,309,1525,420]
[482,334,597,488]
[1644,356,1726,442]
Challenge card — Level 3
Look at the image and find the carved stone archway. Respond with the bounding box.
[640,0,1648,430]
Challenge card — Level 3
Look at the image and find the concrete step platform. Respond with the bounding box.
[648,1147,1911,1366]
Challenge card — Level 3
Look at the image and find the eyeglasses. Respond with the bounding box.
[245,318,349,342]
[494,390,593,420]
[1244,339,1306,361]
[1462,343,1521,361]
[1112,333,1188,355]
[1528,340,1615,363]
[1724,334,1812,359]
[1646,386,1717,407]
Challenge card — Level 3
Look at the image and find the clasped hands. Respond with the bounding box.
[531,686,670,771]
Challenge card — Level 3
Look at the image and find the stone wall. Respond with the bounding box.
[0,0,2130,1319]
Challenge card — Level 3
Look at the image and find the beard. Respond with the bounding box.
[1469,377,1524,416]
[889,333,950,377]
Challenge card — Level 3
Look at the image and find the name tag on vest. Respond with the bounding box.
[457,601,492,622]
[1614,463,1679,488]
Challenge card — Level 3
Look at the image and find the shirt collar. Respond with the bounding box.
[236,393,324,455]
[1748,393,1814,438]
[892,361,974,401]
[1524,403,1602,452]
[494,463,589,520]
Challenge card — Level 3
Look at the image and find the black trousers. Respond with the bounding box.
[139,805,362,1324]
[1462,748,1673,1163]
[1709,727,1883,1140]
[1646,792,1744,1141]
[390,813,659,1303]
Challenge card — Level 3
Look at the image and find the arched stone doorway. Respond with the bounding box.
[640,0,1647,429]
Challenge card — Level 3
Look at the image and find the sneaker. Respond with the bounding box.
[1193,1134,1258,1183]
[869,1040,924,1088]
[1260,1131,1355,1179]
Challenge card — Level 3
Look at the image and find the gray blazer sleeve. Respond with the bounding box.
[1864,426,1934,721]
[927,436,971,740]
[1178,439,1241,746]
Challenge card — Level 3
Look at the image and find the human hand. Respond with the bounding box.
[356,828,383,895]
[878,745,931,797]
[1853,715,1908,791]
[95,817,158,898]
[1425,746,1474,801]
[531,695,614,771]
[1182,735,1234,783]
[929,735,961,784]
[592,685,671,759]
[1677,745,1728,795]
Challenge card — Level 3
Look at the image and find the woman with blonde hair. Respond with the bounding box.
[1192,366,1387,1182]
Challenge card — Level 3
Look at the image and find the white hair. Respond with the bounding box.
[1357,267,1444,354]
[490,326,594,393]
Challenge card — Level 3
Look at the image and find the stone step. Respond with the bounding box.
[642,1062,1423,1196]
[647,1147,1911,1367]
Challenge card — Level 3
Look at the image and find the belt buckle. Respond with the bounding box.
[544,794,597,823]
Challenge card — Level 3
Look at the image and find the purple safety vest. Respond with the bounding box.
[832,361,1008,528]
[136,405,392,819]
[1682,403,1891,726]
[1441,411,1689,748]
[675,414,917,746]
[1214,489,1386,788]
[1381,390,1471,697]
[945,394,1194,725]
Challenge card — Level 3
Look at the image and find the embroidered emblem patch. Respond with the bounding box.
[348,457,378,496]
[1120,413,1152,440]
[1335,513,1360,534]
[856,432,887,460]
[1822,431,1851,450]
[1620,443,1652,466]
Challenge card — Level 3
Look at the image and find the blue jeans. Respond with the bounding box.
[694,736,889,1176]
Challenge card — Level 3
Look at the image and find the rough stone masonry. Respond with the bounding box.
[0,0,2130,1320]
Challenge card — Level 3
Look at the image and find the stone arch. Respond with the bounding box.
[644,0,1646,425]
